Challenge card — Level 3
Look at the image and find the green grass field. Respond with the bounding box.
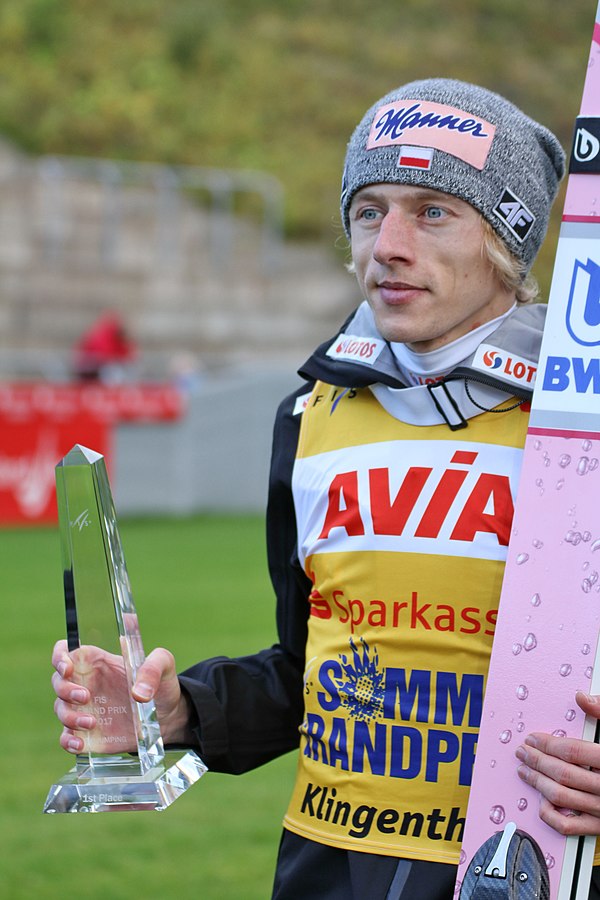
[2,515,297,899]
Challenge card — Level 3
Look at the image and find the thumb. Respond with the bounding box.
[132,647,177,702]
[575,690,600,716]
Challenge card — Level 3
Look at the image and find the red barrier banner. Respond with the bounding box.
[0,384,184,525]
[0,383,185,423]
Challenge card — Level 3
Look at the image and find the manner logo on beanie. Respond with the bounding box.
[366,99,496,170]
[340,78,566,273]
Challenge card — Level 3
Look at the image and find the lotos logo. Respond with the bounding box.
[326,333,386,367]
[473,344,537,386]
[367,100,495,170]
[483,350,502,369]
[293,391,313,416]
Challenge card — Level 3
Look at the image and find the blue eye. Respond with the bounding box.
[360,208,379,220]
[425,207,445,219]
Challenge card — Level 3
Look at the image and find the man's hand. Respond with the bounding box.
[516,691,600,835]
[51,639,194,754]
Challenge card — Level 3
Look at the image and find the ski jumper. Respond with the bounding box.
[178,301,600,894]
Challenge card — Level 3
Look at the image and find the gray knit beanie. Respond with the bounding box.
[341,78,565,271]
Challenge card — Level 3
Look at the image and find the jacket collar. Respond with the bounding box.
[298,301,546,428]
[299,300,545,395]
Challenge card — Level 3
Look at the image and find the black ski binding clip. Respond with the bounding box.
[460,822,550,898]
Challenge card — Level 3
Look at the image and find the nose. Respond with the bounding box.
[372,209,416,267]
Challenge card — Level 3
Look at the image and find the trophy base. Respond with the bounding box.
[43,750,208,813]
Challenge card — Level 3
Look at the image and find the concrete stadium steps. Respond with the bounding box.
[0,140,359,374]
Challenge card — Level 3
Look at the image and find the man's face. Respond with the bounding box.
[349,183,516,352]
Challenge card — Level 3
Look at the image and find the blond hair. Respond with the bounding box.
[481,219,539,305]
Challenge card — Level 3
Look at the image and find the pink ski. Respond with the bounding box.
[457,4,600,898]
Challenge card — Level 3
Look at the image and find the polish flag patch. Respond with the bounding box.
[397,145,434,170]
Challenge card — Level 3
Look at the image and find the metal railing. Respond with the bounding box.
[35,156,285,273]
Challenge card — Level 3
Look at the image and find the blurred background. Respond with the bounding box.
[0,0,595,523]
[1,0,597,896]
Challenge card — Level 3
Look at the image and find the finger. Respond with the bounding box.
[516,738,600,795]
[51,670,90,705]
[576,691,600,718]
[59,728,85,755]
[521,731,600,771]
[517,756,600,818]
[537,796,600,837]
[132,647,176,702]
[51,639,72,678]
[54,697,96,733]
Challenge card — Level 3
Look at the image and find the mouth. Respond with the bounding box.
[377,281,426,304]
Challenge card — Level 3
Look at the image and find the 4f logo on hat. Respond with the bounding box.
[569,117,600,173]
[492,188,536,242]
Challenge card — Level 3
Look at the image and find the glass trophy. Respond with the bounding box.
[43,444,207,813]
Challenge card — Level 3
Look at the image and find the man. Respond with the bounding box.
[52,79,600,899]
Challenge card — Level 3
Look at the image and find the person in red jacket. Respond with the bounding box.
[73,311,137,382]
